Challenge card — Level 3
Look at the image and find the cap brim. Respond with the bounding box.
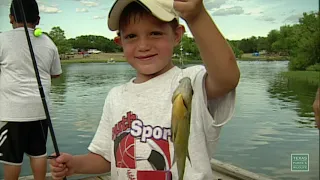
[108,0,177,31]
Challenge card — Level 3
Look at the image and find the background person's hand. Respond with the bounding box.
[49,153,75,180]
[313,88,320,129]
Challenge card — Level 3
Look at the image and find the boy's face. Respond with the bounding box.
[115,13,184,80]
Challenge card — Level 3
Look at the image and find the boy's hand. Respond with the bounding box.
[49,153,75,180]
[173,0,206,23]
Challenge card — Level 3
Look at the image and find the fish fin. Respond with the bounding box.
[170,125,174,143]
[187,149,192,167]
[171,94,183,143]
[171,120,178,143]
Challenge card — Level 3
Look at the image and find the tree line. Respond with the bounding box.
[46,11,319,71]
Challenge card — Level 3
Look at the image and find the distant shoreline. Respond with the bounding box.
[60,52,289,64]
[237,53,289,61]
[60,57,202,64]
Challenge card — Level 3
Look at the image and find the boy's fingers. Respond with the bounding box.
[51,165,66,173]
[56,153,72,163]
[52,169,68,180]
[173,1,193,12]
[49,160,58,167]
[49,159,62,167]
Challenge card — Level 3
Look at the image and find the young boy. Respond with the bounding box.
[50,0,240,180]
[0,0,62,179]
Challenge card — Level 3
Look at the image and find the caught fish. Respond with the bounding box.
[171,77,193,180]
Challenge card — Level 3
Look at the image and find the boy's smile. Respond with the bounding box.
[115,13,183,83]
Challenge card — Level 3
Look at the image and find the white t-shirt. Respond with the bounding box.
[88,65,236,180]
[0,27,62,122]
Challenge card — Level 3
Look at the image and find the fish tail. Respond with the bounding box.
[177,154,186,180]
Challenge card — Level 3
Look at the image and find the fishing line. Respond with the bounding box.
[12,1,66,179]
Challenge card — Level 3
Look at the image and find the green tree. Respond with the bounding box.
[48,26,72,54]
[68,35,121,53]
[173,35,201,60]
[266,29,280,53]
[228,40,243,58]
[289,11,320,70]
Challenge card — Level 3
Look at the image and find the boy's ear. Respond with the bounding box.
[35,16,40,25]
[174,25,185,46]
[9,14,15,24]
[114,36,122,47]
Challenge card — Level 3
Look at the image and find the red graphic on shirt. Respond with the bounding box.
[112,111,173,180]
[115,133,136,168]
[137,170,172,180]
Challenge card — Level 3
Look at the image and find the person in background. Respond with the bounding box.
[0,0,62,179]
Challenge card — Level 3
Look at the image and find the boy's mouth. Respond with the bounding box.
[135,54,157,60]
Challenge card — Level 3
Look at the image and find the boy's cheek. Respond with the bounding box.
[123,48,134,60]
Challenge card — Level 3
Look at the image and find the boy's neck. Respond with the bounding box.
[133,63,175,84]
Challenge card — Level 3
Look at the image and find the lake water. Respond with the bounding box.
[0,61,319,180]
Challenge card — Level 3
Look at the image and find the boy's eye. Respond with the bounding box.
[151,31,163,36]
[125,34,136,39]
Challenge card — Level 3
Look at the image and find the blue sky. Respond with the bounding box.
[0,0,318,40]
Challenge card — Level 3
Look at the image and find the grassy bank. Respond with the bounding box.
[61,58,126,63]
[61,53,289,63]
[61,58,202,64]
[61,53,203,64]
[282,71,319,86]
[238,53,288,61]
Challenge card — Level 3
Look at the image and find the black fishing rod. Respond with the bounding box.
[12,0,66,179]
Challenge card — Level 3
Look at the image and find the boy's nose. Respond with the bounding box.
[137,38,151,52]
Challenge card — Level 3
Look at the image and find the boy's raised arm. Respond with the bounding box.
[174,0,240,99]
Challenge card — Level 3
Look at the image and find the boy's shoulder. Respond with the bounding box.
[106,82,130,97]
[183,64,206,74]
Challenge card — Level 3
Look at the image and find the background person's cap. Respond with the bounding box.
[108,0,180,31]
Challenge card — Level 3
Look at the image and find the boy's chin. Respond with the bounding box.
[138,68,162,76]
[137,65,172,77]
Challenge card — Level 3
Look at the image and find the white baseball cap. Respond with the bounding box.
[108,0,180,31]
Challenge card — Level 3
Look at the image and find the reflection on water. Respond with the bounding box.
[268,74,318,127]
[0,61,318,180]
[214,61,319,180]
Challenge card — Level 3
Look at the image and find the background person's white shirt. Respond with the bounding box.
[0,27,62,122]
[88,65,236,180]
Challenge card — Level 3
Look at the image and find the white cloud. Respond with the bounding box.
[244,7,264,16]
[39,5,62,13]
[205,0,228,10]
[93,15,105,20]
[76,8,89,13]
[283,13,303,23]
[80,1,99,7]
[256,16,276,23]
[212,6,244,16]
